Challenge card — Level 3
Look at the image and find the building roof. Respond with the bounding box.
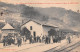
[21,20,41,27]
[22,20,58,28]
[2,23,14,30]
[59,29,74,32]
[25,20,41,25]
[42,24,58,28]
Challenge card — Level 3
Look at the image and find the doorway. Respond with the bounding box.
[33,31,36,37]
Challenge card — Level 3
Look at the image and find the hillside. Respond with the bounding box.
[0,2,80,31]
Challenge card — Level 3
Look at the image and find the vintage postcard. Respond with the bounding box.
[0,0,80,52]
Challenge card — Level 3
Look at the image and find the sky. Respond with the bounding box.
[0,0,80,12]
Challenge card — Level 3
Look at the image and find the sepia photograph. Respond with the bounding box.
[0,0,80,52]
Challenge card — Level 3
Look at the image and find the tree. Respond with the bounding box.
[48,29,57,36]
[21,27,31,39]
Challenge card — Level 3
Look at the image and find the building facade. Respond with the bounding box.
[21,20,57,37]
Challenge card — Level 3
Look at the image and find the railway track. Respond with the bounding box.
[55,41,80,52]
[45,41,80,52]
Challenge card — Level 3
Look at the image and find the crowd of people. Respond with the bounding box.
[25,35,62,44]
[3,36,15,46]
[2,34,74,47]
[3,35,22,47]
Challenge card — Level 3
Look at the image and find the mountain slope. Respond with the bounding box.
[0,2,80,31]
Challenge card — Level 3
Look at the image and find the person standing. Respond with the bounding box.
[48,36,51,44]
[29,35,32,44]
[3,36,6,46]
[45,36,48,44]
[42,36,45,43]
[67,36,71,43]
[34,36,36,43]
[17,37,22,47]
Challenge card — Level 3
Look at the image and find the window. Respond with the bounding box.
[30,26,32,30]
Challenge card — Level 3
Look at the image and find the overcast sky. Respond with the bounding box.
[0,0,80,12]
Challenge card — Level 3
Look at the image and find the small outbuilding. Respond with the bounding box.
[1,23,16,39]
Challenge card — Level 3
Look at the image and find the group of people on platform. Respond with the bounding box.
[3,35,22,47]
[2,34,73,47]
[3,36,15,46]
[26,35,62,44]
